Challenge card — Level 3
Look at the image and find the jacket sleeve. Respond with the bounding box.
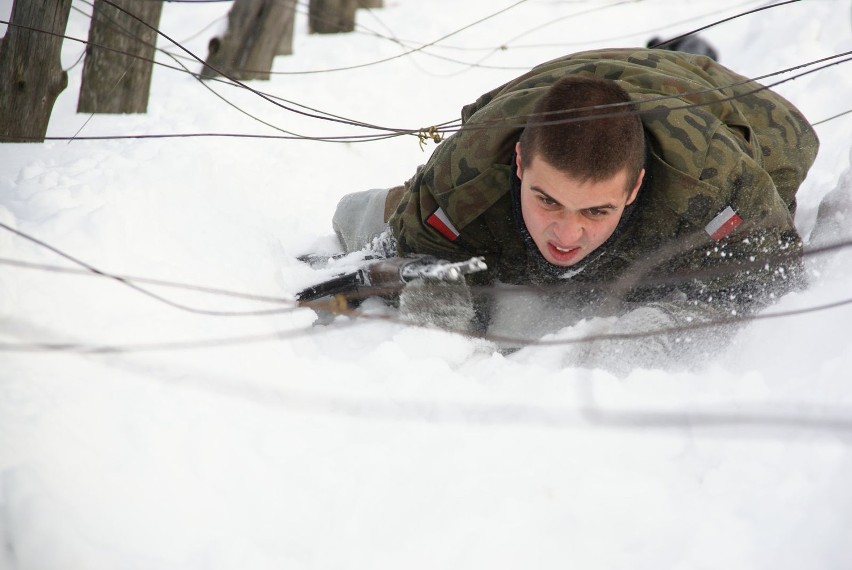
[575,156,806,375]
[631,125,808,327]
[388,165,481,262]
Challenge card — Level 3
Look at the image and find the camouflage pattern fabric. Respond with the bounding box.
[388,48,819,321]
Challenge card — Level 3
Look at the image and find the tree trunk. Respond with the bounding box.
[276,0,297,56]
[201,0,297,80]
[0,0,72,142]
[77,0,163,114]
[309,0,358,34]
[358,0,383,8]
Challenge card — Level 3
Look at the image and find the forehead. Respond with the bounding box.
[524,156,631,204]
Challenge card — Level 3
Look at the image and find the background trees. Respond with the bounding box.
[77,0,163,113]
[0,0,382,140]
[0,0,72,142]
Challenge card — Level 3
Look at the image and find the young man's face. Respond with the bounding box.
[515,143,644,267]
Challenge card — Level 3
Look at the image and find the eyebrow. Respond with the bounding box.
[530,186,618,210]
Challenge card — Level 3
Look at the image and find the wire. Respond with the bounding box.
[210,0,534,75]
[1,284,850,353]
[111,0,413,129]
[71,0,354,141]
[69,0,141,142]
[155,0,771,77]
[0,257,293,304]
[3,210,852,352]
[650,0,801,48]
[327,238,852,300]
[812,107,852,126]
[1,16,418,142]
[4,40,851,143]
[27,1,852,134]
[488,295,852,348]
[428,49,852,137]
[5,0,848,144]
[64,47,89,72]
[5,251,852,434]
[190,0,654,76]
[3,3,850,436]
[0,324,342,354]
[467,0,643,69]
[407,0,766,52]
[175,13,227,45]
[1,2,849,344]
[0,221,298,317]
[5,236,852,314]
[76,0,418,133]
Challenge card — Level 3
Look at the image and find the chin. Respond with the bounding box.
[548,257,581,268]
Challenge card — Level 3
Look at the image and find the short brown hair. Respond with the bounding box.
[518,76,645,191]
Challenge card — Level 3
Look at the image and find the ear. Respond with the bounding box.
[626,168,645,206]
[515,142,524,179]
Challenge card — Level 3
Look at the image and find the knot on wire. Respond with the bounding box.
[417,126,444,150]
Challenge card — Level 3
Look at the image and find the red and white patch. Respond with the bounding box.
[426,207,460,242]
[705,206,743,241]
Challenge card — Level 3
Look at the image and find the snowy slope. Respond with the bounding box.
[2,0,852,568]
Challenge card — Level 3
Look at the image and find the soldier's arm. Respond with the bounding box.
[620,136,806,360]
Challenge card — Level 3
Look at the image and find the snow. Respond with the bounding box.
[2,0,852,568]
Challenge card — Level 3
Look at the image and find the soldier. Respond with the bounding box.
[330,48,819,371]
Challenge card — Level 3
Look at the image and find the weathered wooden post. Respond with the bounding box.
[201,0,297,80]
[309,0,358,34]
[77,0,163,114]
[277,0,297,56]
[0,0,72,142]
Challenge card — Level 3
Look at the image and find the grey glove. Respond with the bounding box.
[399,277,476,335]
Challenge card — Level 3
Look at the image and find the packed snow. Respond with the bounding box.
[2,0,852,568]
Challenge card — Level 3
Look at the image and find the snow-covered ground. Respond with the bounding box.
[2,0,852,568]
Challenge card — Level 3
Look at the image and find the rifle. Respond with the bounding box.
[296,255,488,309]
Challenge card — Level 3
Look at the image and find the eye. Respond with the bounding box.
[584,208,610,218]
[536,194,559,208]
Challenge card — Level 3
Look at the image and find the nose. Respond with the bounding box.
[551,214,584,244]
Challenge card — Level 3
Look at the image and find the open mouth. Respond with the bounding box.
[547,242,581,264]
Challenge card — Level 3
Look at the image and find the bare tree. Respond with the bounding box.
[77,0,163,114]
[0,0,72,142]
[201,0,297,80]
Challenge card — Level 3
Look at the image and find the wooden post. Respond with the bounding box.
[0,0,72,142]
[309,0,358,34]
[201,0,297,80]
[77,0,163,114]
[276,0,297,56]
[358,0,383,8]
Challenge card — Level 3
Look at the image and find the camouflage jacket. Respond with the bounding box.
[388,48,819,321]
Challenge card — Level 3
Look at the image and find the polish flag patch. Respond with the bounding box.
[426,207,460,242]
[705,206,743,241]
